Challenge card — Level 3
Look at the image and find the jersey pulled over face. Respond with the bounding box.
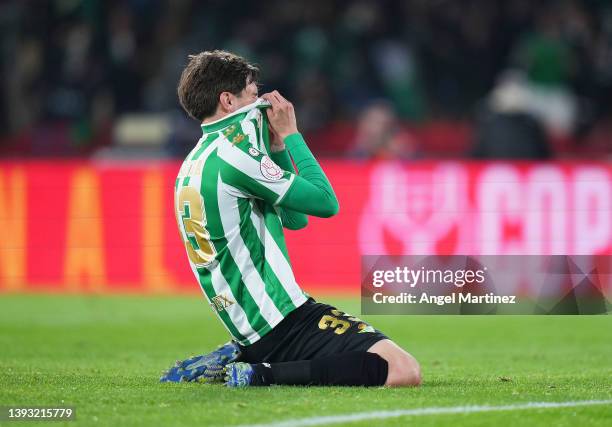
[174,99,308,346]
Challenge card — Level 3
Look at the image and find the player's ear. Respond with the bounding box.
[218,91,234,113]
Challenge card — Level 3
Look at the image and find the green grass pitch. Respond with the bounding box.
[0,294,610,426]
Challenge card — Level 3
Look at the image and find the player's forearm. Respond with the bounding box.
[270,149,309,229]
[285,133,337,201]
[278,208,308,230]
[270,146,293,171]
[279,133,339,218]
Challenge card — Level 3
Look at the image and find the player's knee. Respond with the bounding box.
[405,357,422,386]
[367,340,421,387]
[386,354,421,387]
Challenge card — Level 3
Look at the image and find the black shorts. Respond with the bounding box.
[239,298,388,363]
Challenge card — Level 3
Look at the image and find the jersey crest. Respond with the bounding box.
[260,155,283,181]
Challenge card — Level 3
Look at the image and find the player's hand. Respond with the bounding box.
[261,91,298,141]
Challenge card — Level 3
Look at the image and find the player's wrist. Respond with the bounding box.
[269,143,286,153]
[278,127,299,140]
[282,132,302,144]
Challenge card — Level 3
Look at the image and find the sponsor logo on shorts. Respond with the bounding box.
[358,323,376,333]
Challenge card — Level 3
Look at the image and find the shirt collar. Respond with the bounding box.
[200,98,270,134]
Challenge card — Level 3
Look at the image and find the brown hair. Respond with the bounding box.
[177,50,260,121]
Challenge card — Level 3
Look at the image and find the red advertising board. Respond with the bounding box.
[1,160,611,295]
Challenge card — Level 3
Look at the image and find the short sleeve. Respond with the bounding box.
[218,123,296,205]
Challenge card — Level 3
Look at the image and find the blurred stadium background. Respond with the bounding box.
[0,0,611,296]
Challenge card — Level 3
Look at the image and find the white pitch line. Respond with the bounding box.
[239,399,612,427]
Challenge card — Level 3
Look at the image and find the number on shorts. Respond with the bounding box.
[318,314,351,335]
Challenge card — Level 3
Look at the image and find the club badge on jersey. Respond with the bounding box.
[260,155,284,181]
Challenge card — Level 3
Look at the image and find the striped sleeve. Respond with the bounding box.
[218,123,295,205]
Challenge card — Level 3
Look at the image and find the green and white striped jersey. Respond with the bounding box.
[174,99,308,346]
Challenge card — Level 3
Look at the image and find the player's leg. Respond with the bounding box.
[224,298,420,387]
[224,341,421,388]
[225,350,389,387]
[367,339,421,386]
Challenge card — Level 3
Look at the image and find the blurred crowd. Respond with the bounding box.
[1,0,611,158]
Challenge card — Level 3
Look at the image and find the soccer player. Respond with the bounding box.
[161,50,421,387]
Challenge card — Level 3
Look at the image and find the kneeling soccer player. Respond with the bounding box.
[161,50,421,388]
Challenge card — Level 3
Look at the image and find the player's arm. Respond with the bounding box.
[264,90,338,217]
[218,91,338,218]
[218,135,338,218]
[274,133,338,218]
[269,146,309,230]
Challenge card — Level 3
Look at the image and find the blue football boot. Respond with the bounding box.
[224,362,255,387]
[160,341,241,383]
